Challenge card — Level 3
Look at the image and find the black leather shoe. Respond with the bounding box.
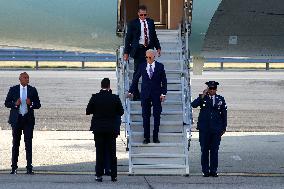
[111,177,117,182]
[26,169,34,175]
[10,169,17,174]
[210,172,218,177]
[203,173,210,177]
[153,138,160,143]
[143,138,150,144]
[95,176,103,182]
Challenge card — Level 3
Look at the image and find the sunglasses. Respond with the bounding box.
[139,14,147,16]
[208,87,217,90]
[145,56,152,59]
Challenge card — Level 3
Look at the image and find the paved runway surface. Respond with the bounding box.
[0,70,283,131]
[0,174,283,189]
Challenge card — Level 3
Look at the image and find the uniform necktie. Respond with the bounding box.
[143,20,148,47]
[149,65,153,79]
[210,96,215,106]
[20,87,27,115]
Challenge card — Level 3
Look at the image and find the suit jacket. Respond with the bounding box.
[124,18,161,58]
[191,95,227,133]
[5,85,41,128]
[129,61,167,99]
[86,90,124,135]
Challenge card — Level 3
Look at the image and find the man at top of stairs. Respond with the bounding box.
[124,5,161,101]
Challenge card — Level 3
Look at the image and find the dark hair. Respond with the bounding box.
[138,5,147,12]
[101,78,110,89]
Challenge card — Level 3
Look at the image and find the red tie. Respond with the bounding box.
[143,20,148,47]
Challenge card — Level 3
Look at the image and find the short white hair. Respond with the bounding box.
[146,49,156,56]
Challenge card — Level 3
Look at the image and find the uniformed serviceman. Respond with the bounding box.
[191,81,227,177]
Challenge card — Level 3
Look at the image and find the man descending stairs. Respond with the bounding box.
[124,29,191,175]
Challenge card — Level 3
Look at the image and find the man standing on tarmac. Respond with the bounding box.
[191,81,227,177]
[86,78,124,182]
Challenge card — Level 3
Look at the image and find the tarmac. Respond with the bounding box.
[0,70,283,188]
[0,130,283,189]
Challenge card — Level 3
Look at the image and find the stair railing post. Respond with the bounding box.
[266,62,270,70]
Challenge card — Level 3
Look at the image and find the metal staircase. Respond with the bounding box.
[116,1,193,175]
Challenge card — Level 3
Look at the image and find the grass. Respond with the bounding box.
[0,61,283,69]
[202,63,284,69]
[0,61,116,68]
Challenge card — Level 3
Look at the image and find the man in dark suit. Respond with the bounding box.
[128,49,167,144]
[124,5,161,100]
[191,81,227,177]
[86,78,124,182]
[4,72,41,175]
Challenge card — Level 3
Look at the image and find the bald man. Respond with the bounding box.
[5,72,41,175]
[128,50,167,144]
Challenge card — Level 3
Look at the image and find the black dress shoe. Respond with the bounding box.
[95,176,103,182]
[10,169,17,174]
[26,169,34,175]
[143,138,150,144]
[210,172,218,177]
[111,177,117,182]
[153,138,160,143]
[203,173,210,177]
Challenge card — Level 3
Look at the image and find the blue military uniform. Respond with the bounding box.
[191,81,227,176]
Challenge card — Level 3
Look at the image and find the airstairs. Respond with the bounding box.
[116,1,193,176]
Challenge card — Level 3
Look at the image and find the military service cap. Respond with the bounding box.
[205,81,219,88]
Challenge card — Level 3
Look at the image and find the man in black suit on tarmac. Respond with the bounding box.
[124,5,161,100]
[86,78,124,182]
[5,72,41,175]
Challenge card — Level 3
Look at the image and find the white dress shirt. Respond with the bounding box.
[210,95,215,106]
[146,61,155,77]
[139,18,150,45]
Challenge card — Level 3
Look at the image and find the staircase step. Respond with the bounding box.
[133,83,182,91]
[127,83,181,91]
[130,100,183,111]
[132,157,186,165]
[153,50,182,60]
[127,91,182,102]
[131,143,184,147]
[131,146,185,154]
[158,36,179,42]
[131,153,186,157]
[128,59,184,70]
[130,114,183,122]
[131,167,187,175]
[131,110,183,115]
[131,132,184,143]
[132,164,187,169]
[130,79,181,84]
[160,42,181,49]
[130,121,184,133]
[128,69,183,80]
[156,29,179,35]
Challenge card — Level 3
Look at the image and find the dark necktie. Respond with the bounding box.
[149,65,153,79]
[210,96,214,106]
[143,20,148,47]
